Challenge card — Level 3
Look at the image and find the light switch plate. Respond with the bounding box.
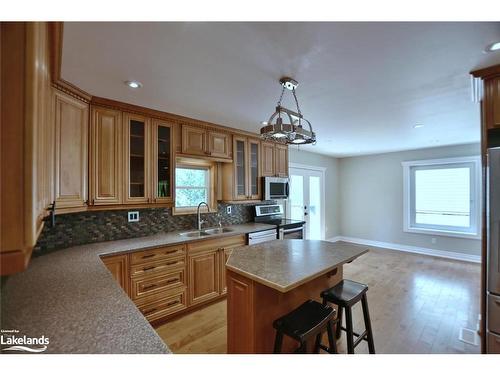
[128,211,139,222]
[226,206,232,215]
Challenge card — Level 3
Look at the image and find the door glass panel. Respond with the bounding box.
[157,125,171,198]
[236,140,246,196]
[309,176,321,240]
[129,119,145,197]
[289,175,304,221]
[250,142,259,195]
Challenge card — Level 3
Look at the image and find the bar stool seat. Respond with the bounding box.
[273,300,338,354]
[321,279,375,354]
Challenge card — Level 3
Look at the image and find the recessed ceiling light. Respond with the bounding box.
[486,41,500,52]
[125,80,142,89]
[413,124,424,129]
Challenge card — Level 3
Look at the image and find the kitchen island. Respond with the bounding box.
[225,240,368,353]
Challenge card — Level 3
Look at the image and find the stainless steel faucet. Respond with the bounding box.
[197,201,210,231]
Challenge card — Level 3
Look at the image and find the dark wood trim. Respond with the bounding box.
[471,64,500,79]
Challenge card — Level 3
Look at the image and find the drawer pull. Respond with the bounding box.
[166,261,178,266]
[142,283,157,290]
[166,278,180,285]
[165,249,179,255]
[143,266,155,271]
[142,254,156,259]
[167,300,179,307]
[143,308,157,315]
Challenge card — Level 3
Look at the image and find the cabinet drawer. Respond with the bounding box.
[130,256,185,278]
[488,293,500,334]
[130,244,185,265]
[187,234,246,253]
[131,268,185,301]
[137,289,187,322]
[487,331,500,353]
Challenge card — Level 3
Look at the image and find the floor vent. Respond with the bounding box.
[459,327,480,346]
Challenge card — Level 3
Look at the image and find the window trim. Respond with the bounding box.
[172,158,218,216]
[174,165,210,209]
[402,156,481,239]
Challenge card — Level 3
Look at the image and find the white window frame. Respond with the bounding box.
[175,166,210,209]
[402,156,481,239]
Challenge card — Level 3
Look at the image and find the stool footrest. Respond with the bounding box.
[339,326,369,348]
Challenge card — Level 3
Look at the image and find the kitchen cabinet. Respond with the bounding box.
[89,106,123,205]
[261,142,289,178]
[53,89,89,209]
[484,76,500,129]
[181,124,231,159]
[275,144,289,177]
[152,120,173,203]
[101,254,130,295]
[221,136,261,201]
[219,235,246,295]
[123,112,151,204]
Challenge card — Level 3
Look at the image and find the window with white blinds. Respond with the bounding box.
[402,156,480,238]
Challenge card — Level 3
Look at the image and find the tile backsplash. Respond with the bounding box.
[34,203,257,255]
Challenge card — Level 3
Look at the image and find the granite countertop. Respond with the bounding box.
[226,240,369,293]
[0,222,275,354]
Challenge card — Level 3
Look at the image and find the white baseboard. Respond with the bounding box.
[328,236,481,263]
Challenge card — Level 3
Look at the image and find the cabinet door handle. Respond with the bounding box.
[142,283,157,290]
[166,278,180,285]
[143,266,155,271]
[142,254,155,259]
[167,300,179,307]
[142,308,157,315]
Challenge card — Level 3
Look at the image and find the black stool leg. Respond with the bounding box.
[327,320,338,354]
[361,294,375,354]
[314,333,322,353]
[274,331,284,354]
[335,306,343,340]
[345,306,355,354]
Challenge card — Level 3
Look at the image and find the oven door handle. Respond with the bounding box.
[285,182,290,197]
[283,226,304,234]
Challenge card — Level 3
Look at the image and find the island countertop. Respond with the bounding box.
[226,240,369,293]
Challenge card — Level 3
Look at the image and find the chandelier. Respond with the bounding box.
[260,77,316,145]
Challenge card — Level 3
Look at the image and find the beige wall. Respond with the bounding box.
[288,148,340,239]
[338,143,481,256]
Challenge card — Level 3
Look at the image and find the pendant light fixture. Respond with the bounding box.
[260,77,316,145]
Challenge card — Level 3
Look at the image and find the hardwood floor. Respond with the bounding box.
[155,245,481,354]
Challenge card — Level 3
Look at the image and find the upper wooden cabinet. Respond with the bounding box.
[261,142,289,178]
[53,90,89,209]
[484,77,500,129]
[275,144,289,177]
[221,136,261,201]
[89,106,123,205]
[123,113,151,204]
[152,120,173,203]
[181,124,231,159]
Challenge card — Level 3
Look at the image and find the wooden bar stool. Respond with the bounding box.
[273,299,338,354]
[321,279,375,354]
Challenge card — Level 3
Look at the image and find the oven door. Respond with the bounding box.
[279,226,304,240]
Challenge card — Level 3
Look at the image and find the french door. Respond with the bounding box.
[287,165,325,239]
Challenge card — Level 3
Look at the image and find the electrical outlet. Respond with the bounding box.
[128,211,139,222]
[431,237,437,244]
[226,206,232,215]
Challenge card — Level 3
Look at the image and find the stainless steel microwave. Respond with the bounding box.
[263,177,289,200]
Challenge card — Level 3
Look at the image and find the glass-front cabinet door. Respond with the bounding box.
[124,113,151,203]
[152,120,173,203]
[234,136,247,200]
[248,139,261,199]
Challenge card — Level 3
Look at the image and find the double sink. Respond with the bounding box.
[179,227,235,238]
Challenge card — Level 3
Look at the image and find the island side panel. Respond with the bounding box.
[226,267,343,354]
[227,270,255,353]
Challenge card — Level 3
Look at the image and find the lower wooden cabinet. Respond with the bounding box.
[101,254,130,295]
[136,289,187,322]
[187,248,220,306]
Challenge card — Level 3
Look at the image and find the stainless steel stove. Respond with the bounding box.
[254,204,306,240]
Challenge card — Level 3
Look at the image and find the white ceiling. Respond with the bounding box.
[62,22,500,157]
